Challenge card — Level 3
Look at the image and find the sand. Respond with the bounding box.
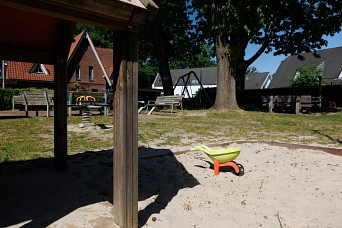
[1,139,342,228]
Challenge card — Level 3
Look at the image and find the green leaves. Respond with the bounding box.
[75,24,113,49]
[246,66,259,74]
[289,64,326,87]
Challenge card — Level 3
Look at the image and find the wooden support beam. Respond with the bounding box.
[53,20,76,170]
[54,54,68,170]
[113,31,139,228]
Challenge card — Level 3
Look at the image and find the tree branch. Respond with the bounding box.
[244,23,279,68]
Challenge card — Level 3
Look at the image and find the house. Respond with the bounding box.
[67,30,113,92]
[245,72,272,90]
[152,67,217,98]
[269,46,342,88]
[3,61,54,89]
[1,30,113,92]
[152,67,271,97]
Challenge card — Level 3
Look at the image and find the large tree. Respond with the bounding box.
[139,0,205,95]
[193,1,342,110]
[75,23,113,48]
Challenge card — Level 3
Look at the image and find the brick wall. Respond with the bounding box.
[67,39,107,92]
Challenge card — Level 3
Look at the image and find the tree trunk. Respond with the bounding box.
[158,58,174,96]
[213,44,239,110]
[156,22,174,96]
[210,0,239,110]
[236,64,248,108]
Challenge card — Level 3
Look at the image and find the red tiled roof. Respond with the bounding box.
[96,47,113,76]
[6,31,113,83]
[6,61,54,81]
[68,30,86,59]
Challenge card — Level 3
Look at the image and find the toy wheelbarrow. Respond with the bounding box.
[191,145,244,176]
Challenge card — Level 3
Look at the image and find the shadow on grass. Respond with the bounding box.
[313,129,342,144]
[0,147,199,228]
[0,115,28,119]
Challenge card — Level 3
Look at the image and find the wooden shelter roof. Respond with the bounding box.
[0,0,158,63]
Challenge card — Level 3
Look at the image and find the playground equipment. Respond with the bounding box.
[191,145,244,176]
[76,95,96,105]
[173,71,213,106]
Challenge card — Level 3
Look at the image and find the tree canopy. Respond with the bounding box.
[138,0,215,95]
[74,21,216,89]
[192,0,342,109]
[75,23,113,49]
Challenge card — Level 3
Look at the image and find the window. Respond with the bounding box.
[262,75,272,89]
[294,70,300,79]
[92,89,98,92]
[89,66,94,81]
[30,63,48,74]
[338,70,342,79]
[76,65,80,80]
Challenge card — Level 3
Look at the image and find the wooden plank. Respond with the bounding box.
[0,0,153,32]
[0,46,55,64]
[113,31,138,228]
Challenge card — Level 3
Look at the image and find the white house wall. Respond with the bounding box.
[154,85,216,98]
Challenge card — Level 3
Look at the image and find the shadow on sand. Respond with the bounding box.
[0,147,199,227]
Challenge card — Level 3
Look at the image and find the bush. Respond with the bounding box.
[183,87,216,110]
[0,88,21,110]
[289,64,327,88]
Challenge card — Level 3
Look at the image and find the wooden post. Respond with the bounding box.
[269,95,273,113]
[295,96,300,114]
[318,75,322,108]
[54,54,68,170]
[112,31,139,227]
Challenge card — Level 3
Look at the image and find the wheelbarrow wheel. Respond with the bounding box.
[235,163,244,176]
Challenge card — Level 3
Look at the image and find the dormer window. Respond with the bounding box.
[338,70,342,79]
[30,63,48,74]
[294,70,300,79]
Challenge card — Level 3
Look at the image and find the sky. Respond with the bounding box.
[245,32,342,75]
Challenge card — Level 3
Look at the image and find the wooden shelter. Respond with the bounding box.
[0,0,158,227]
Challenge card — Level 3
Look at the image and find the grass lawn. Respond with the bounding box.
[0,110,341,162]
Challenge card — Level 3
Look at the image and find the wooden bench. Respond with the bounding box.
[299,95,322,113]
[262,95,321,114]
[12,91,114,117]
[262,95,300,114]
[12,91,54,117]
[67,91,113,116]
[138,95,183,115]
[12,95,25,111]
